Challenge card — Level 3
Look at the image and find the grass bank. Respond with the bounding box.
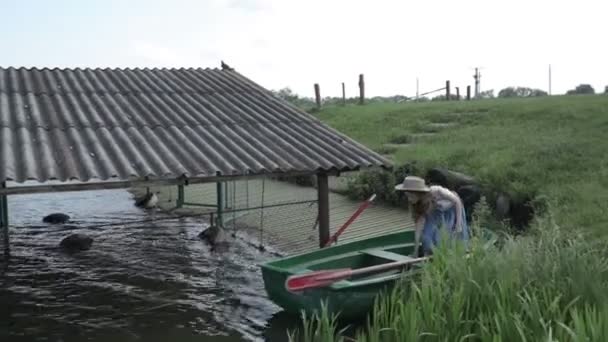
[314,95,608,234]
[288,204,608,341]
[287,95,608,341]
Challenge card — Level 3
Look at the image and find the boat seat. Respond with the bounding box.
[363,249,414,262]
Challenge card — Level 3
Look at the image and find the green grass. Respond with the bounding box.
[314,95,608,234]
[288,202,608,341]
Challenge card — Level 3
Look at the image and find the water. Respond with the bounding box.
[0,189,298,341]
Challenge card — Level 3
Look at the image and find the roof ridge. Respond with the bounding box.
[0,66,225,72]
[0,88,267,96]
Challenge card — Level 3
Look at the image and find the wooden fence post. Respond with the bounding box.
[317,173,330,248]
[446,80,451,100]
[358,74,365,105]
[342,82,346,105]
[314,83,321,109]
[467,85,471,100]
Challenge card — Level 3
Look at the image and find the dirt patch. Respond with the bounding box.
[375,145,398,155]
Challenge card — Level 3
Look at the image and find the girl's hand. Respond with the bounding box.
[454,218,463,233]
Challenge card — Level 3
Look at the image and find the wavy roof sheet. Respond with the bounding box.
[0,67,390,184]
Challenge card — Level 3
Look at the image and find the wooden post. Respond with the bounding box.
[216,181,223,226]
[1,182,8,257]
[224,182,229,209]
[177,185,185,208]
[446,80,451,100]
[358,74,365,105]
[314,83,321,110]
[342,82,346,106]
[467,85,471,100]
[317,173,330,248]
[456,87,460,100]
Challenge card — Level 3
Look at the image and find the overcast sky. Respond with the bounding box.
[1,0,605,97]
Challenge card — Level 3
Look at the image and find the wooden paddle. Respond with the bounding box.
[323,194,377,247]
[285,256,430,292]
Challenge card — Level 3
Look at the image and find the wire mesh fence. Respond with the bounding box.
[165,174,415,256]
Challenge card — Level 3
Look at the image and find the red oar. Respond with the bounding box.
[323,194,377,248]
[285,256,430,292]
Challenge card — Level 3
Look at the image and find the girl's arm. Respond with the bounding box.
[431,186,464,232]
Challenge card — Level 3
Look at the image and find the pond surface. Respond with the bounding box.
[0,188,299,341]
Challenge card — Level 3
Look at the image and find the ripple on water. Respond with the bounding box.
[1,189,286,342]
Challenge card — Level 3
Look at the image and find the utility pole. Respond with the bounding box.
[549,64,552,95]
[473,67,481,98]
[416,77,419,100]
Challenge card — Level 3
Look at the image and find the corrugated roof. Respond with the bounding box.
[0,67,390,184]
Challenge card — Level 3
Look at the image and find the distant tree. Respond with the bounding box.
[604,85,608,94]
[272,87,299,102]
[431,94,461,101]
[271,87,315,109]
[478,90,495,99]
[498,87,548,98]
[566,84,595,95]
[498,87,518,98]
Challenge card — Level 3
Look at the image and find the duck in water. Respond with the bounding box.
[135,191,160,209]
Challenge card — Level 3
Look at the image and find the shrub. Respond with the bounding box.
[344,163,423,207]
[566,84,595,95]
[498,86,548,98]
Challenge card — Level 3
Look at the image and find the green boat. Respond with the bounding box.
[260,230,423,320]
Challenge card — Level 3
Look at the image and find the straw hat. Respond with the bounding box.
[394,176,430,192]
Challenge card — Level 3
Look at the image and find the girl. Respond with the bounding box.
[395,176,470,257]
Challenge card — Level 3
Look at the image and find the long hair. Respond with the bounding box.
[410,192,433,222]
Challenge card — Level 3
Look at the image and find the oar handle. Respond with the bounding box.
[349,256,429,277]
[324,194,376,247]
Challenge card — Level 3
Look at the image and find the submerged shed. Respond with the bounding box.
[0,66,391,253]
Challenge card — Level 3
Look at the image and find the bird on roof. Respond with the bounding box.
[221,60,234,71]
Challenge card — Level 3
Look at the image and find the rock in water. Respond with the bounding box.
[59,234,93,252]
[43,213,71,224]
[198,224,228,246]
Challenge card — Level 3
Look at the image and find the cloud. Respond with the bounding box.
[131,41,189,66]
[130,41,221,68]
[226,0,269,12]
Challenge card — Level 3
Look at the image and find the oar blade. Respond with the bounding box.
[285,269,352,292]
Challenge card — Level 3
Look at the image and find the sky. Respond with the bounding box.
[0,0,606,97]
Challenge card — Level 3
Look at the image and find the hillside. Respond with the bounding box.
[313,95,608,234]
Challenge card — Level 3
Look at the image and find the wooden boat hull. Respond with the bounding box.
[260,230,421,320]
